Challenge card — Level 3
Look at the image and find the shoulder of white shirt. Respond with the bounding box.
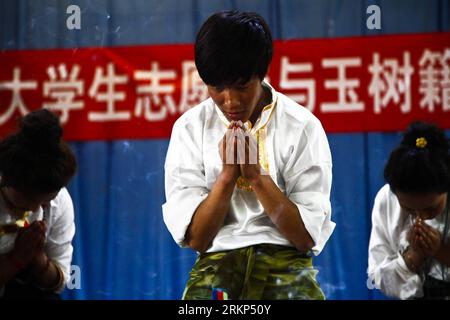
[47,187,72,220]
[377,183,396,204]
[50,187,70,206]
[374,183,404,223]
[173,98,215,129]
[275,92,324,131]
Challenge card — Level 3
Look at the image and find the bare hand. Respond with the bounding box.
[10,220,46,267]
[235,126,261,184]
[30,249,49,274]
[218,122,241,183]
[407,221,426,258]
[414,220,441,257]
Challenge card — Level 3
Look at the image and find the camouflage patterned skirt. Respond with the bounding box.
[182,244,325,300]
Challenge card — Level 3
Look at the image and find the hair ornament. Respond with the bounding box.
[415,137,427,149]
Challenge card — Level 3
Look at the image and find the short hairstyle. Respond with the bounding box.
[384,121,450,194]
[0,109,77,195]
[195,10,273,87]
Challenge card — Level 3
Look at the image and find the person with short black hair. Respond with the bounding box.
[0,109,77,299]
[368,121,450,299]
[163,11,334,300]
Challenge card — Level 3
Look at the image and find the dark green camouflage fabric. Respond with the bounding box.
[182,244,325,300]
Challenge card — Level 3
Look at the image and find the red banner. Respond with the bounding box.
[0,32,449,140]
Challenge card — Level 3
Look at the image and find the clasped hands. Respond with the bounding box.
[218,121,262,184]
[407,217,442,257]
[9,220,49,274]
[404,217,442,272]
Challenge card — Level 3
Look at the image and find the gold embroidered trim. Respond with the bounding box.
[236,126,272,192]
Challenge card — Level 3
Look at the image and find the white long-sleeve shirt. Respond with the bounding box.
[368,184,450,299]
[162,82,334,255]
[0,187,75,294]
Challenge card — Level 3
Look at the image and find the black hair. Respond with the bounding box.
[384,121,450,194]
[195,10,273,87]
[0,109,77,195]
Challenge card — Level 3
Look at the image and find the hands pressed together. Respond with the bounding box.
[408,218,442,257]
[218,120,262,185]
[8,220,49,273]
[404,218,442,273]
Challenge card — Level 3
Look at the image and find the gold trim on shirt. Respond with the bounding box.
[0,211,31,236]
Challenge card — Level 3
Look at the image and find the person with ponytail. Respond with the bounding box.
[0,109,77,299]
[368,121,450,299]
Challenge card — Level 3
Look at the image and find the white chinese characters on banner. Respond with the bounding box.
[419,48,450,112]
[321,58,364,113]
[419,49,441,112]
[88,63,130,121]
[279,56,316,112]
[443,49,450,111]
[2,49,449,129]
[0,68,37,125]
[134,62,177,121]
[368,52,414,114]
[43,64,84,124]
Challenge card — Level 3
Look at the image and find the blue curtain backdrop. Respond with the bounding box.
[0,0,449,299]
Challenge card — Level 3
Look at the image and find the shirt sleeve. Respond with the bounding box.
[368,186,423,299]
[162,117,209,247]
[282,119,334,256]
[45,188,76,293]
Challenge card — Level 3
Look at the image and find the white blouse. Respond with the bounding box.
[0,187,75,294]
[368,184,450,299]
[162,82,334,255]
